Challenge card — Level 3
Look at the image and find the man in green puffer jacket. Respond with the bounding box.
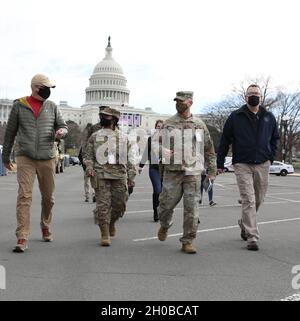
[2,73,68,253]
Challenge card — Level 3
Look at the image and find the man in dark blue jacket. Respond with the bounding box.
[217,84,279,251]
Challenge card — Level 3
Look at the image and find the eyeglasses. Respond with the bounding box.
[246,92,261,97]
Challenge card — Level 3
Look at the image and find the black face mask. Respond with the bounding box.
[100,117,113,127]
[38,86,51,100]
[176,102,189,113]
[247,95,260,107]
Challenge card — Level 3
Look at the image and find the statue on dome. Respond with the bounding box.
[108,36,111,47]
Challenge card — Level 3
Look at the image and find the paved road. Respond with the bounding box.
[0,166,299,301]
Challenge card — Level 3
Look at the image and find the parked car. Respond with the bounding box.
[269,161,294,176]
[69,156,81,166]
[224,156,234,172]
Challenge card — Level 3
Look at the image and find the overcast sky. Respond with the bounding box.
[1,0,300,114]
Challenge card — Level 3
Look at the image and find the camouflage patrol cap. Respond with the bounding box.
[98,105,110,114]
[100,107,121,120]
[173,91,194,101]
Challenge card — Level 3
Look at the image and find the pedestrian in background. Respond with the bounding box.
[78,143,95,203]
[139,119,164,222]
[2,74,68,253]
[199,169,216,206]
[217,84,280,251]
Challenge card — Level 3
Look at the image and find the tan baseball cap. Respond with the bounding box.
[31,74,56,88]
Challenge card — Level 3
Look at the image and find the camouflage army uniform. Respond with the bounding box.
[156,91,216,248]
[80,106,109,202]
[84,112,137,230]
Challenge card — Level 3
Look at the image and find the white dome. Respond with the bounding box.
[93,59,123,75]
[93,40,124,75]
[83,37,130,108]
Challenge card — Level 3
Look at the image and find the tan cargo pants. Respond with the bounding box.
[233,161,270,242]
[16,156,55,240]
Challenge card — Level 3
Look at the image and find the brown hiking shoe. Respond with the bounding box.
[181,243,197,254]
[42,228,53,242]
[100,224,111,246]
[157,226,168,241]
[13,239,28,253]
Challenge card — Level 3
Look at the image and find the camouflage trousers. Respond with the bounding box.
[159,171,201,244]
[94,179,128,226]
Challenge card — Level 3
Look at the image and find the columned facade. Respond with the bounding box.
[0,99,13,125]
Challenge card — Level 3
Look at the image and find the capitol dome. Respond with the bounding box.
[84,37,130,107]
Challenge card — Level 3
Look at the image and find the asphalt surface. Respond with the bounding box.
[0,166,299,301]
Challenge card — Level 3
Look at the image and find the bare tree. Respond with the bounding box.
[64,120,82,151]
[203,95,241,132]
[203,76,279,134]
[272,90,300,162]
[233,76,278,109]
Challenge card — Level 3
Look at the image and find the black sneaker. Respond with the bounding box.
[209,200,216,207]
[247,241,259,251]
[238,219,248,241]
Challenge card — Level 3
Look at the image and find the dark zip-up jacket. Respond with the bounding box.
[2,97,68,163]
[217,105,279,168]
[139,136,160,170]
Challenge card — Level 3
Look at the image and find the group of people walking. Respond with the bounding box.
[2,73,279,254]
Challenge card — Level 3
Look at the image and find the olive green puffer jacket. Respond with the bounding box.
[2,97,68,163]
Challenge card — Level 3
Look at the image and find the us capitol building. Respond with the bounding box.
[0,37,169,132]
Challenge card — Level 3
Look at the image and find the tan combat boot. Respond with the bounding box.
[99,224,111,246]
[157,226,168,241]
[181,242,197,254]
[109,219,117,237]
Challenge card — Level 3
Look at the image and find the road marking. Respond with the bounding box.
[266,195,300,203]
[126,200,290,214]
[133,217,300,242]
[268,191,300,196]
[280,293,300,301]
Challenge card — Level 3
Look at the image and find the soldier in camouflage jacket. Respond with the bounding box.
[84,107,137,247]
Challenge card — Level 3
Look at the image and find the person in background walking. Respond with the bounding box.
[139,120,164,222]
[199,169,216,206]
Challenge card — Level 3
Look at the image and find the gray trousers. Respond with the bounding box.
[233,161,270,242]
